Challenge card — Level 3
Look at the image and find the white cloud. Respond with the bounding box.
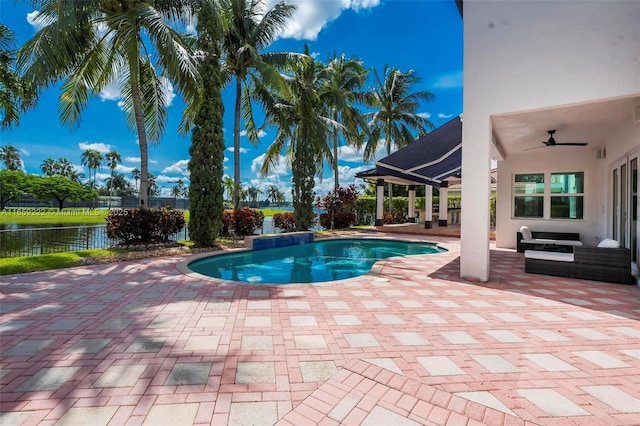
[267,0,381,41]
[125,157,140,163]
[95,172,111,181]
[20,148,30,156]
[226,146,248,154]
[437,113,453,119]
[156,174,183,183]
[417,112,432,119]
[430,70,463,89]
[337,143,386,164]
[26,10,47,31]
[162,159,189,174]
[78,142,112,153]
[115,164,135,174]
[251,153,289,176]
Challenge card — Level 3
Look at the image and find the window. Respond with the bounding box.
[514,174,544,218]
[550,172,584,219]
[513,172,585,219]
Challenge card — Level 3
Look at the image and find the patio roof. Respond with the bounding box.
[355,115,462,187]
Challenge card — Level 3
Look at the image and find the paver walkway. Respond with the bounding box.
[1,234,639,425]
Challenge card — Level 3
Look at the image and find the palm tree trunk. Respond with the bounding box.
[233,76,242,210]
[131,77,149,209]
[331,128,339,230]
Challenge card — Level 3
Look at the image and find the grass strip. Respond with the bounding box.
[0,249,124,275]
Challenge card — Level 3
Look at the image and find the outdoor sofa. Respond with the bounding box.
[524,244,633,284]
[517,226,582,253]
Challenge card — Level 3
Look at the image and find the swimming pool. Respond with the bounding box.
[187,238,447,284]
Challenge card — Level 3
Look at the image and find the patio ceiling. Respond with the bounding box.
[356,115,463,187]
[491,94,640,160]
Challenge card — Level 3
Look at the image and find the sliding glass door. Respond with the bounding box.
[612,151,639,268]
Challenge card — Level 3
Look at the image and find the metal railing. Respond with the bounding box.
[0,225,189,258]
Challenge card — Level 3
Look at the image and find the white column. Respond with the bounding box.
[407,185,416,223]
[460,115,491,282]
[424,185,433,228]
[375,179,385,226]
[439,182,449,227]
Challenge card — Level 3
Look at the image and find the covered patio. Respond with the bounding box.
[356,116,462,229]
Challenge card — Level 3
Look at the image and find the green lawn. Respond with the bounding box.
[0,249,124,275]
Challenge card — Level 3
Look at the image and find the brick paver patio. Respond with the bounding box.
[1,234,639,425]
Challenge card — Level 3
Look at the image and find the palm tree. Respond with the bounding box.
[0,145,22,170]
[40,158,56,176]
[363,65,435,211]
[223,175,234,202]
[323,53,369,191]
[258,45,337,230]
[18,1,201,209]
[105,150,122,206]
[131,168,141,196]
[55,157,74,178]
[266,185,279,205]
[81,149,103,189]
[246,185,261,207]
[0,24,35,129]
[219,0,296,210]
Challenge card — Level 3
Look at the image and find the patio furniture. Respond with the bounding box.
[524,246,633,284]
[517,226,582,253]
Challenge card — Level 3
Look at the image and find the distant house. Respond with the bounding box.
[459,1,639,281]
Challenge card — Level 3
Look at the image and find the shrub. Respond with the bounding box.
[383,211,406,224]
[106,207,185,245]
[273,212,296,233]
[219,208,265,237]
[318,212,356,229]
[315,185,359,230]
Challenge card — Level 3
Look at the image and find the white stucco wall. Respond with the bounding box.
[461,0,640,280]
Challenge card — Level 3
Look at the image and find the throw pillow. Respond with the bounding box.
[597,238,620,248]
[520,226,533,241]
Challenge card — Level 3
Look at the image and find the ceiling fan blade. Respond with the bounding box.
[554,142,588,146]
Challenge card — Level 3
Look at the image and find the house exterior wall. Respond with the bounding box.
[461,1,640,279]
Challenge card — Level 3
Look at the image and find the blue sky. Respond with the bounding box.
[1,0,463,199]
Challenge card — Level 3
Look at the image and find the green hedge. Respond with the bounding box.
[354,196,463,225]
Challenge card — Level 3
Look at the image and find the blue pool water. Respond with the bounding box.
[188,238,447,284]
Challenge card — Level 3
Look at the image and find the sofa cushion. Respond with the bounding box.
[520,226,533,241]
[597,238,620,248]
[524,250,575,262]
[554,240,583,247]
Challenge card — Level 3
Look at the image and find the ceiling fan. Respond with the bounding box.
[541,129,588,147]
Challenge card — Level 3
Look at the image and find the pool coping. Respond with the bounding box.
[175,234,451,286]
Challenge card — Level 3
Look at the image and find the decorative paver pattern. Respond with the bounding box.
[1,234,639,425]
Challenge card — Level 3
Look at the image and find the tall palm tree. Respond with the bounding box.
[0,24,35,129]
[0,145,22,170]
[219,0,296,210]
[131,168,141,196]
[105,150,122,206]
[81,149,103,189]
[266,185,279,205]
[258,45,338,230]
[40,158,56,176]
[363,65,435,211]
[323,53,369,191]
[18,0,201,208]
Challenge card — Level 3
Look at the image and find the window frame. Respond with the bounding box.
[512,171,585,220]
